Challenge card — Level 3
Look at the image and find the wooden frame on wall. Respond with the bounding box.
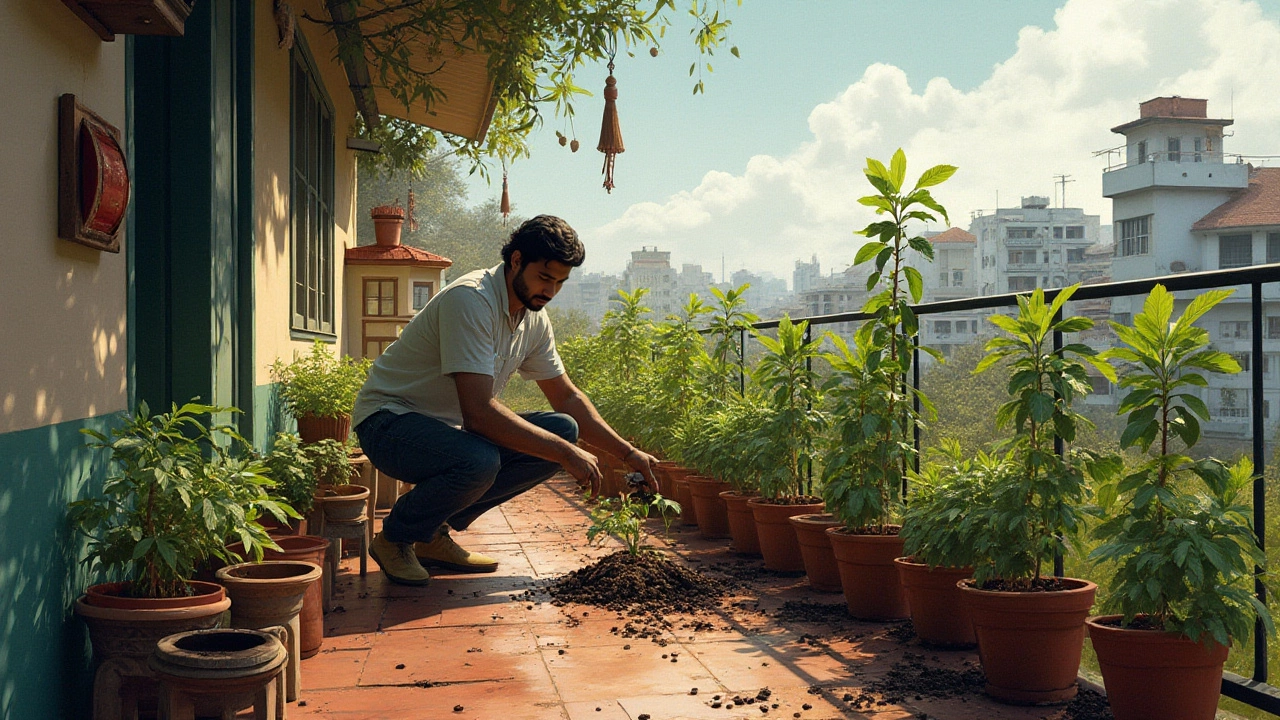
[59,94,129,253]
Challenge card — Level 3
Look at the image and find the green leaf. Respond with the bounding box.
[730,46,740,58]
[913,164,958,190]
[1029,392,1055,423]
[904,266,924,303]
[889,148,907,192]
[854,242,884,266]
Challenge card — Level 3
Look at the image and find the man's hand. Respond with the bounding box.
[563,445,603,497]
[623,447,660,494]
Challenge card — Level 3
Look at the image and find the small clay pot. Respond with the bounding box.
[789,513,843,592]
[295,413,351,445]
[894,558,975,647]
[826,528,909,621]
[685,476,731,539]
[748,498,824,572]
[720,491,761,556]
[318,484,369,523]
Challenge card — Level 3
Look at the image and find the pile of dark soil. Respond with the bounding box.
[1062,686,1115,720]
[850,653,985,709]
[976,577,1077,592]
[549,551,734,613]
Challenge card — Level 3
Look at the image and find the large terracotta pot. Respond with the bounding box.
[655,461,679,498]
[74,581,231,720]
[686,475,731,539]
[958,578,1097,705]
[748,498,824,572]
[1086,615,1229,720]
[670,467,698,526]
[720,491,761,556]
[216,561,323,703]
[826,528,910,620]
[894,558,975,647]
[226,536,331,659]
[789,513,843,591]
[295,413,351,445]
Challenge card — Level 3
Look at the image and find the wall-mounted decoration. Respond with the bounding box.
[60,0,194,42]
[59,94,129,253]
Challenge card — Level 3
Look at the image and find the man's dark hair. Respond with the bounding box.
[501,215,586,269]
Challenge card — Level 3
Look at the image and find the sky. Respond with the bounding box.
[464,0,1280,285]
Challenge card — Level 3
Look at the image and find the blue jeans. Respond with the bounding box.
[355,409,578,544]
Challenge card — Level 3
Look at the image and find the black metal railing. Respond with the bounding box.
[738,262,1280,713]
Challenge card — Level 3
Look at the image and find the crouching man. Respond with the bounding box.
[352,215,658,585]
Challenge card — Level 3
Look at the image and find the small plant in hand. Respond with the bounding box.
[69,401,291,599]
[587,473,681,556]
[1090,285,1271,645]
[964,284,1116,589]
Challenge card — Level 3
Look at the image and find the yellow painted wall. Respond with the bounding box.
[343,265,446,358]
[0,1,127,433]
[254,0,360,383]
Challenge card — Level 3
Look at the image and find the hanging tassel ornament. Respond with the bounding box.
[406,187,419,232]
[597,52,625,193]
[500,168,511,225]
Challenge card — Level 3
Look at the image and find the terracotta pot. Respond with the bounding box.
[295,413,352,445]
[216,561,323,703]
[748,498,824,572]
[655,461,679,498]
[225,536,331,659]
[894,558,976,647]
[318,484,369,523]
[958,578,1097,705]
[789,513,843,591]
[259,514,307,536]
[74,582,232,719]
[669,467,698,526]
[826,528,910,620]
[84,580,227,610]
[686,475,731,539]
[149,628,289,719]
[1086,615,1229,720]
[720,491,761,556]
[372,213,404,247]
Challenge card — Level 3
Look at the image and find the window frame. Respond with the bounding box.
[362,277,398,317]
[1117,216,1151,257]
[290,36,337,336]
[1219,233,1253,269]
[412,281,435,311]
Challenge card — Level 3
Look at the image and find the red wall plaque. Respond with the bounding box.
[59,94,129,252]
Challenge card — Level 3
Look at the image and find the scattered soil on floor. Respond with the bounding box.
[549,550,734,613]
[1061,686,1115,720]
[851,652,985,709]
[772,600,850,624]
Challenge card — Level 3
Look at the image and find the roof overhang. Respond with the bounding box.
[326,0,500,142]
[1110,116,1233,135]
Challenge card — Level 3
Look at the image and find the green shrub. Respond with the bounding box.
[271,340,371,419]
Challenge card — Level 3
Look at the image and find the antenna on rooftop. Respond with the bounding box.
[1054,174,1075,208]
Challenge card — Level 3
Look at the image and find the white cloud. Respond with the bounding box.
[582,0,1280,281]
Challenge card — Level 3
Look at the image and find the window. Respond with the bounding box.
[1089,376,1112,395]
[1136,140,1147,164]
[1194,137,1203,162]
[1268,233,1280,263]
[1053,226,1063,239]
[1230,352,1251,373]
[938,271,949,287]
[934,320,952,336]
[1007,227,1037,239]
[1167,136,1181,162]
[1008,249,1036,264]
[1267,400,1272,419]
[1217,388,1249,418]
[953,269,963,286]
[1114,312,1132,326]
[291,41,336,334]
[1265,353,1280,376]
[1219,234,1252,269]
[1008,276,1037,292]
[970,320,979,334]
[362,279,396,317]
[412,281,434,311]
[1117,216,1151,257]
[1269,317,1280,339]
[1067,249,1086,263]
[1220,321,1251,339]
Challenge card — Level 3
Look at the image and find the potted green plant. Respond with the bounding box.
[308,438,368,523]
[1087,285,1271,720]
[714,400,771,556]
[69,402,290,709]
[747,316,828,572]
[653,293,713,496]
[271,340,372,444]
[259,432,318,535]
[896,439,998,647]
[823,149,953,620]
[956,284,1116,704]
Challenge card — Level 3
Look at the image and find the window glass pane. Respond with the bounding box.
[1219,234,1252,269]
[1268,232,1280,263]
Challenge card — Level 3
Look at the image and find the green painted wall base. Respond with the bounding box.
[0,414,117,720]
[253,382,292,450]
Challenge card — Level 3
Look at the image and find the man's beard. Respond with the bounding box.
[512,265,551,312]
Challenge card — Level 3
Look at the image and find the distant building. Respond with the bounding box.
[730,269,789,314]
[556,271,623,327]
[918,227,986,360]
[793,255,822,294]
[1102,96,1280,434]
[970,196,1102,297]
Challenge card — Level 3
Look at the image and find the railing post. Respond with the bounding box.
[1053,309,1065,579]
[1252,282,1267,683]
[805,323,813,494]
[738,326,746,397]
[912,334,921,476]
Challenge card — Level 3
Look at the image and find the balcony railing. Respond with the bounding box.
[738,262,1280,713]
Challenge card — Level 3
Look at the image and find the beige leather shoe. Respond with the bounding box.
[369,532,431,586]
[415,528,499,573]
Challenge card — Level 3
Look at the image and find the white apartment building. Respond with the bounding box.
[918,227,987,361]
[1102,96,1280,435]
[970,197,1102,297]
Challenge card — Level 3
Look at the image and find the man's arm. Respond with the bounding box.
[536,373,660,491]
[453,372,603,494]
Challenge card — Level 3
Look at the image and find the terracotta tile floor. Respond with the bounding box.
[286,476,1092,720]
